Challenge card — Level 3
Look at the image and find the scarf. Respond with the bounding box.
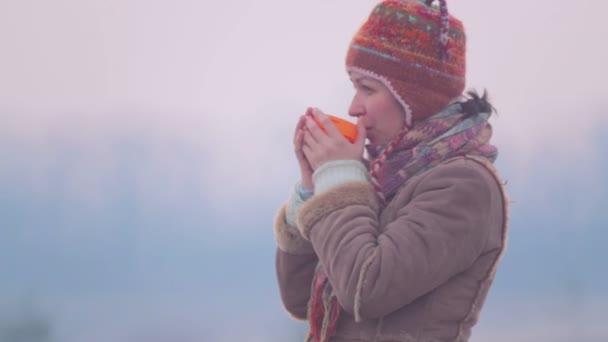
[306,102,498,342]
[367,102,498,203]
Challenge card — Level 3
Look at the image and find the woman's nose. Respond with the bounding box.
[348,99,364,118]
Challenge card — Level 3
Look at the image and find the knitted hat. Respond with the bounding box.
[346,0,466,126]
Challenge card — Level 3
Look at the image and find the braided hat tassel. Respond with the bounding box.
[425,0,451,60]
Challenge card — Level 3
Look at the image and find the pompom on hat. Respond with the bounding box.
[346,0,466,126]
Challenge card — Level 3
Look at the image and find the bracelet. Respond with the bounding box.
[297,184,314,201]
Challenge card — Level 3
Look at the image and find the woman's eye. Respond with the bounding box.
[353,83,375,94]
[362,86,374,94]
[355,84,373,93]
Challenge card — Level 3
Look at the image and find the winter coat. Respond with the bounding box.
[274,155,509,341]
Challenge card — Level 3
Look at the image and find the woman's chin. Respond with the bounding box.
[365,130,377,144]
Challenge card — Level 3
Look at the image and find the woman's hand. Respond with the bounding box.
[294,111,314,190]
[302,108,366,170]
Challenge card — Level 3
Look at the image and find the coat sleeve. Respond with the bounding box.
[296,161,501,321]
[274,205,318,320]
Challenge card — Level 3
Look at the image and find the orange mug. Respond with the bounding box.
[311,114,358,143]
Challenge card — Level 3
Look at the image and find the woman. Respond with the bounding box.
[274,1,509,341]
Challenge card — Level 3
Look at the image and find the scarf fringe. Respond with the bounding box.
[307,265,340,342]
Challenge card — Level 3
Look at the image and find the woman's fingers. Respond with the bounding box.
[294,115,305,144]
[300,107,365,170]
[303,128,320,151]
[304,115,330,144]
[302,143,314,167]
[311,109,342,139]
[294,129,303,153]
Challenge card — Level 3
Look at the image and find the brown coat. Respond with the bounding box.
[274,155,509,342]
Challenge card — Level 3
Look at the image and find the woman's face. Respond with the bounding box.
[348,71,406,145]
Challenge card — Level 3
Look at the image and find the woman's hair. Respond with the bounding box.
[460,89,497,118]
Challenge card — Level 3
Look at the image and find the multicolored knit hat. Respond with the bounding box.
[346,0,466,126]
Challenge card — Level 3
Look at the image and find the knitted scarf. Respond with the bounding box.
[306,102,498,342]
[368,102,498,203]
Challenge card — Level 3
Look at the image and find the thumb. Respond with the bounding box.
[354,120,367,147]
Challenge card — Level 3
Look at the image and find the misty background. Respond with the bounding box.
[1,0,607,341]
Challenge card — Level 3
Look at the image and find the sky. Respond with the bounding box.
[1,0,607,341]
